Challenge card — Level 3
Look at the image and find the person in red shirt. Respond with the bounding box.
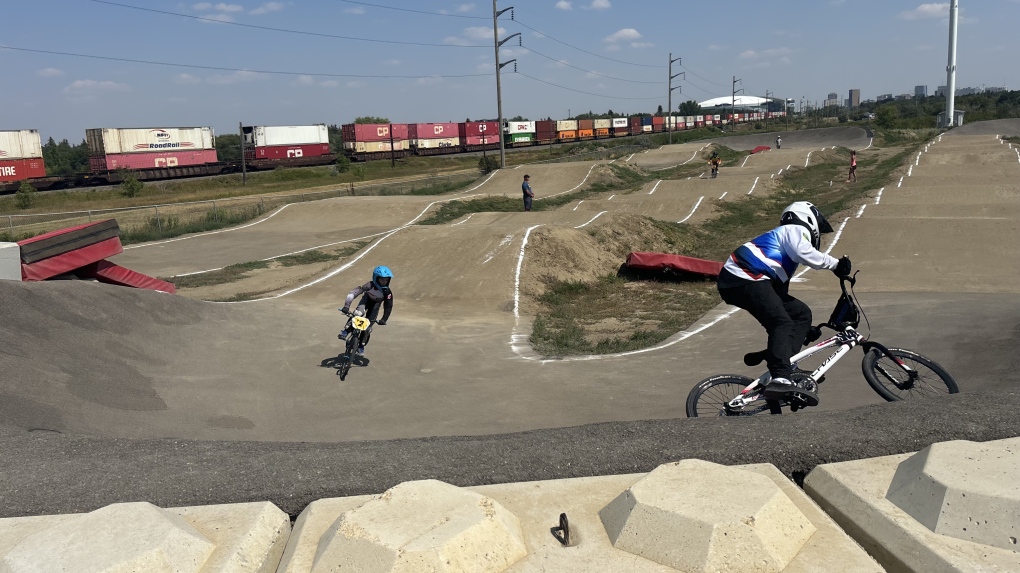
[847,150,857,182]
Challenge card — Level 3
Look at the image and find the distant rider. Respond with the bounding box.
[709,151,722,177]
[338,265,394,357]
[775,135,782,149]
[716,201,851,406]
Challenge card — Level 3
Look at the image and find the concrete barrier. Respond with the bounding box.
[0,501,290,573]
[0,242,20,281]
[804,437,1020,572]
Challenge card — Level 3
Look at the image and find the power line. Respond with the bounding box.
[333,0,488,19]
[515,72,660,100]
[523,47,660,84]
[680,63,728,88]
[87,0,488,48]
[0,45,493,79]
[513,19,663,69]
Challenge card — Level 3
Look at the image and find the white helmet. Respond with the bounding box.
[780,201,833,250]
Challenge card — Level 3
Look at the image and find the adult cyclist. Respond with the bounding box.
[339,265,394,358]
[716,201,851,405]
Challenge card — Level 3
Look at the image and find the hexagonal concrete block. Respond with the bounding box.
[886,439,1020,551]
[1,502,215,573]
[599,460,816,573]
[310,480,527,573]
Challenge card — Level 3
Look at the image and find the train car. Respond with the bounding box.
[342,123,410,161]
[505,121,536,147]
[410,123,461,156]
[652,116,664,133]
[460,121,499,152]
[0,129,47,188]
[535,120,556,145]
[85,127,223,183]
[593,119,611,138]
[577,120,594,140]
[242,124,333,168]
[612,118,629,137]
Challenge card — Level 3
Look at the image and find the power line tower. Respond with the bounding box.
[492,1,519,169]
[667,54,683,144]
[732,76,744,130]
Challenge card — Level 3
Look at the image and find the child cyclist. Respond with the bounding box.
[339,266,394,357]
[716,201,851,406]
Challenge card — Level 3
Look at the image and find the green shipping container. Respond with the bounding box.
[511,134,532,143]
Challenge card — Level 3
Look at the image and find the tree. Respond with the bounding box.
[336,153,351,172]
[678,100,702,116]
[215,133,241,162]
[120,172,144,197]
[508,115,529,122]
[15,181,35,209]
[478,155,499,173]
[876,104,899,128]
[353,116,390,124]
[655,104,664,116]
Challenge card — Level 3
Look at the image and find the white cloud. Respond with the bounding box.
[555,0,572,9]
[546,59,569,68]
[586,0,611,9]
[464,26,502,40]
[250,2,283,15]
[174,73,202,84]
[200,12,236,23]
[740,47,791,60]
[214,3,244,11]
[630,42,653,49]
[456,3,475,12]
[63,79,131,94]
[899,3,949,20]
[320,80,339,88]
[605,44,620,52]
[205,70,267,84]
[36,68,64,77]
[381,59,401,66]
[346,80,366,88]
[415,76,443,85]
[193,2,213,9]
[295,75,316,86]
[739,49,758,59]
[707,44,723,51]
[344,6,365,14]
[603,28,641,43]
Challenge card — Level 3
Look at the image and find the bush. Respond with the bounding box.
[478,155,500,173]
[336,153,351,173]
[351,165,367,180]
[15,181,35,209]
[120,173,144,197]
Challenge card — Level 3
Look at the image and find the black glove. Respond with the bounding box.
[377,319,387,326]
[342,306,350,314]
[833,256,851,278]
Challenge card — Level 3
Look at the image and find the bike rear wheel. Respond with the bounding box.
[686,375,779,417]
[861,347,959,401]
[338,335,356,381]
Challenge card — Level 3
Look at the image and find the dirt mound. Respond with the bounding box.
[946,119,1020,137]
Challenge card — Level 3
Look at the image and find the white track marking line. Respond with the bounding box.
[770,174,775,179]
[608,158,617,164]
[907,165,913,177]
[607,194,615,201]
[897,176,904,188]
[451,213,475,226]
[482,234,514,264]
[823,217,849,256]
[512,225,543,324]
[778,168,784,175]
[677,196,704,223]
[573,200,584,211]
[648,180,662,195]
[856,204,867,218]
[540,164,598,200]
[574,211,608,229]
[864,138,873,150]
[719,191,727,199]
[746,176,760,195]
[124,203,294,250]
[740,155,751,168]
[514,165,521,169]
[174,267,224,277]
[805,151,813,167]
[465,170,498,192]
[624,153,635,162]
[787,164,791,170]
[875,187,884,205]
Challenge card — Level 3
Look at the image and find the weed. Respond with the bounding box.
[168,260,270,289]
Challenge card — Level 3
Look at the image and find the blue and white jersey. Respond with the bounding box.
[722,225,838,284]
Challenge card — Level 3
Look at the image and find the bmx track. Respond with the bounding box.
[2,124,1019,517]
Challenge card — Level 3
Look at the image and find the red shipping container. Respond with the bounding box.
[535,120,556,133]
[252,144,331,160]
[0,158,47,183]
[652,116,664,125]
[459,121,499,138]
[90,149,218,172]
[409,123,459,140]
[342,124,409,143]
[464,135,499,146]
[577,119,594,130]
[630,117,642,126]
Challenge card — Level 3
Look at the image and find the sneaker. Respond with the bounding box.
[356,346,365,357]
[763,377,819,407]
[338,329,348,340]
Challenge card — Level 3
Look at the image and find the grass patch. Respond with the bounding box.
[171,242,368,289]
[119,204,266,245]
[168,260,270,289]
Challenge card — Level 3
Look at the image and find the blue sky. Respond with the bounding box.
[2,0,1017,142]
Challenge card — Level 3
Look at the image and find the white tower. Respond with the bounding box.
[944,0,959,128]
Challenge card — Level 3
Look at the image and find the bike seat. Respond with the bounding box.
[744,350,768,367]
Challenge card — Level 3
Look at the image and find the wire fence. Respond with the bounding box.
[2,171,482,241]
[524,144,649,165]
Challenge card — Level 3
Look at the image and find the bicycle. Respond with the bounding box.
[686,272,959,417]
[336,308,374,381]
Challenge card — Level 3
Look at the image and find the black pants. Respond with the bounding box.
[718,280,812,379]
[523,196,533,211]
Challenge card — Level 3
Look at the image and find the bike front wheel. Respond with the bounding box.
[861,347,959,401]
[338,336,357,381]
[686,375,779,418]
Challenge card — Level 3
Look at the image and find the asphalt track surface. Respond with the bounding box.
[2,124,1019,517]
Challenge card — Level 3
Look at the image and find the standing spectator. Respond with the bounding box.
[775,135,782,149]
[522,174,535,211]
[847,150,857,182]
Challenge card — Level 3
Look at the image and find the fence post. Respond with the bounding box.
[213,200,217,218]
[260,197,265,212]
[7,215,12,232]
[155,206,162,232]
[88,211,92,223]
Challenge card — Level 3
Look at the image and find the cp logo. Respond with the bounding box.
[433,125,445,135]
[376,127,389,137]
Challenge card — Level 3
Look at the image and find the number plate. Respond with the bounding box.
[352,316,371,330]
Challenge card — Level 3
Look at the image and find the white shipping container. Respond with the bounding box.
[344,140,408,153]
[505,121,536,134]
[87,127,215,155]
[414,138,460,149]
[612,118,628,128]
[593,119,612,129]
[0,129,43,160]
[248,124,328,147]
[696,116,704,122]
[556,120,578,131]
[686,116,694,123]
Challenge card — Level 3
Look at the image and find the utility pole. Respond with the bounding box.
[389,123,395,168]
[492,1,519,169]
[731,76,743,131]
[667,54,683,144]
[238,121,247,186]
[765,90,772,132]
[943,0,959,128]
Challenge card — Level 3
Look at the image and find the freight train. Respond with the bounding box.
[2,111,784,191]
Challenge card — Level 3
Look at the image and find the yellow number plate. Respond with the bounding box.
[351,316,371,330]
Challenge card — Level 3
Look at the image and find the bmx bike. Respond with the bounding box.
[336,308,374,381]
[686,272,959,417]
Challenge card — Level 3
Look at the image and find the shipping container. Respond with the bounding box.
[463,135,499,146]
[505,121,536,135]
[578,129,594,139]
[535,120,556,133]
[696,115,704,122]
[90,150,219,172]
[556,120,578,132]
[414,137,460,150]
[409,123,459,141]
[612,125,629,136]
[460,121,499,140]
[0,158,47,183]
[249,144,332,161]
[612,118,628,128]
[86,127,215,156]
[641,116,653,126]
[577,119,594,130]
[342,124,409,144]
[630,117,642,127]
[595,128,610,137]
[557,130,577,140]
[0,129,43,160]
[593,119,612,130]
[243,125,327,147]
[652,116,664,126]
[344,140,409,153]
[508,133,533,143]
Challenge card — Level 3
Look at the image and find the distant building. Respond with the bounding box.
[935,86,948,97]
[877,94,893,102]
[849,89,861,108]
[844,98,851,108]
[985,86,1006,93]
[824,97,839,108]
[956,87,981,96]
[828,92,838,102]
[896,94,912,101]
[915,85,928,98]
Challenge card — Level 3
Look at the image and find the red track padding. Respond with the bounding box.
[20,237,124,281]
[625,251,724,278]
[751,145,771,154]
[76,260,176,294]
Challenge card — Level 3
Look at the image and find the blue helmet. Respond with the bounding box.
[372,265,393,289]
